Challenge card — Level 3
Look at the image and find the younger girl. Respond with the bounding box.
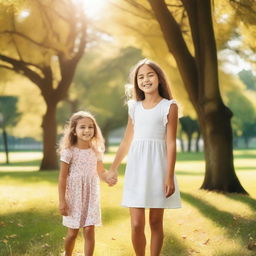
[58,111,115,256]
[109,59,181,256]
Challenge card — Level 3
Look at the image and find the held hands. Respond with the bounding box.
[59,201,68,216]
[103,169,118,186]
[165,176,175,198]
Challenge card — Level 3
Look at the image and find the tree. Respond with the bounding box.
[0,0,87,170]
[0,96,20,163]
[238,70,256,91]
[179,116,200,152]
[227,90,256,148]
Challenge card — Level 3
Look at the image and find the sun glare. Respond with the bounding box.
[73,0,107,18]
[17,9,30,22]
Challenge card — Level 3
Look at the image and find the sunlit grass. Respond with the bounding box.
[0,149,255,255]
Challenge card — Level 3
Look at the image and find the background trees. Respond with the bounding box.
[0,0,87,170]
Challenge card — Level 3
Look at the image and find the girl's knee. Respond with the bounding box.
[149,217,163,230]
[131,222,145,233]
[67,229,79,240]
[83,225,95,238]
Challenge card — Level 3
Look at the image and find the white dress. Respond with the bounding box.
[122,98,181,209]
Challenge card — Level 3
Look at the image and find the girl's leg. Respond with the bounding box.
[83,225,95,256]
[149,208,164,256]
[130,208,146,256]
[64,228,79,256]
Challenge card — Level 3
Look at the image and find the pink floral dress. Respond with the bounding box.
[60,147,101,228]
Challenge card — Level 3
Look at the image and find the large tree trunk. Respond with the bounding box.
[199,106,247,192]
[40,102,58,170]
[148,0,247,193]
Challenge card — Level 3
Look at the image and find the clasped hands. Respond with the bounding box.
[103,169,118,186]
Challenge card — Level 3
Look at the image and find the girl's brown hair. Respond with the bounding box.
[129,59,172,101]
[58,111,105,156]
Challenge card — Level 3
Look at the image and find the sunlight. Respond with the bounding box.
[72,0,107,18]
[17,9,30,22]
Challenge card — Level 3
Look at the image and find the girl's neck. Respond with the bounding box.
[143,93,162,103]
[75,140,91,149]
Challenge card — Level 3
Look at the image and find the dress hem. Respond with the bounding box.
[121,204,182,209]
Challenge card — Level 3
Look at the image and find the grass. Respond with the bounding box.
[0,149,255,256]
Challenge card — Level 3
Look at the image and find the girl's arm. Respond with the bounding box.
[97,160,116,186]
[165,103,178,197]
[110,116,134,172]
[58,162,69,216]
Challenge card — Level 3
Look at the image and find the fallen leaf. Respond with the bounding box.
[203,239,210,245]
[17,223,24,227]
[7,234,17,239]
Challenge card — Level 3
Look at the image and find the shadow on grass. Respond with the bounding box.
[181,192,256,254]
[0,206,128,256]
[162,232,191,256]
[0,209,64,256]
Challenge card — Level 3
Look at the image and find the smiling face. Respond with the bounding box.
[75,117,95,143]
[137,64,159,96]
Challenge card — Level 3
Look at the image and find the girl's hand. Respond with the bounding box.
[106,170,118,186]
[164,177,175,198]
[59,201,68,216]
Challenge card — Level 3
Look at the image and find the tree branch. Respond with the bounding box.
[110,1,154,20]
[0,54,44,90]
[0,30,60,52]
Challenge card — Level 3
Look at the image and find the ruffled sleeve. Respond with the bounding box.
[60,148,72,164]
[162,99,178,126]
[127,100,137,123]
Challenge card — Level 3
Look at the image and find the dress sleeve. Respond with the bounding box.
[127,100,137,123]
[60,148,72,164]
[162,99,178,126]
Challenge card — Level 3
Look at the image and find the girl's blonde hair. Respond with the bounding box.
[58,111,105,156]
[128,58,173,101]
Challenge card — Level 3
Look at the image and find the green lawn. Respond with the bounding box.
[0,150,255,256]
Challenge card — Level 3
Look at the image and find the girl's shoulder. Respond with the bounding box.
[60,147,73,164]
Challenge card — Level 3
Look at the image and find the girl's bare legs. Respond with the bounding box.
[130,208,146,256]
[149,209,164,256]
[64,228,79,256]
[83,225,95,256]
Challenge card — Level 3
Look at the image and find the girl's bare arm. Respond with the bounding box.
[110,116,134,172]
[58,162,69,215]
[165,103,178,197]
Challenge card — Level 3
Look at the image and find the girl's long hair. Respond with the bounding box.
[58,111,105,156]
[128,59,172,101]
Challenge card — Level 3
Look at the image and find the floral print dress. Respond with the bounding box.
[60,147,101,228]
